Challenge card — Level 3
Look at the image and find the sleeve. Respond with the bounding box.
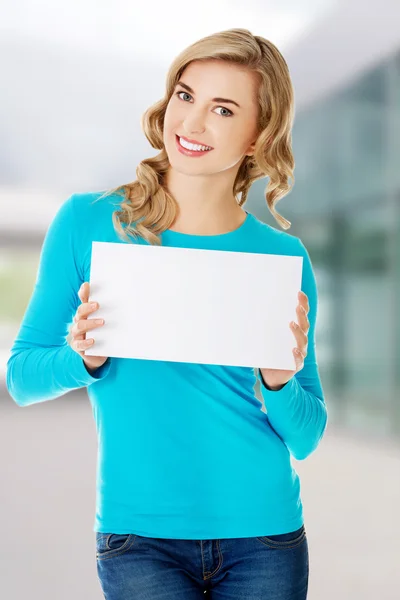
[257,238,328,460]
[5,193,112,407]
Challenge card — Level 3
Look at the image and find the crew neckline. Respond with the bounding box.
[162,210,253,239]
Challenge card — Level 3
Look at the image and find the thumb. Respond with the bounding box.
[293,347,304,372]
[78,281,89,303]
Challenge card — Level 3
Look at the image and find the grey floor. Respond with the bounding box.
[1,389,399,599]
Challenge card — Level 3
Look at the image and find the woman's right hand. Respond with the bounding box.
[69,281,109,373]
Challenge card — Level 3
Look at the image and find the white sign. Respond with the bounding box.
[85,241,303,370]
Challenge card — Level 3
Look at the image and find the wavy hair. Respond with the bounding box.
[93,28,295,245]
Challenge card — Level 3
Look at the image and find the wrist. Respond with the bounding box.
[83,359,99,375]
[259,369,286,391]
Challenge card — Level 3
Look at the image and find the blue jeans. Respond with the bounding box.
[95,524,309,599]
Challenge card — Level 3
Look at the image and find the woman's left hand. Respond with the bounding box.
[259,291,310,391]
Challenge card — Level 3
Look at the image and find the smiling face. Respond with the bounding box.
[163,59,260,177]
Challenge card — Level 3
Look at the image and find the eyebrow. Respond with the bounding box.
[176,81,241,109]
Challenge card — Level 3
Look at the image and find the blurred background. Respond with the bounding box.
[1,0,399,598]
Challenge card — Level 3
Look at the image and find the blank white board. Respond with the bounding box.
[85,241,303,370]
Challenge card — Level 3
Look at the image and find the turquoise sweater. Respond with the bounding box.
[6,191,327,539]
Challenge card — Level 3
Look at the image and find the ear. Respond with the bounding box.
[245,132,265,156]
[245,142,256,157]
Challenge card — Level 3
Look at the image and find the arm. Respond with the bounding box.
[6,194,111,407]
[257,238,328,460]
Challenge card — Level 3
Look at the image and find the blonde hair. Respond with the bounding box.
[93,27,295,245]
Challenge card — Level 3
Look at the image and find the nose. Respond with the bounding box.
[183,113,206,136]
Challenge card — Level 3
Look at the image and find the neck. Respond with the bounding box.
[164,166,246,235]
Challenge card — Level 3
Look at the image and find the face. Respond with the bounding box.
[163,60,260,177]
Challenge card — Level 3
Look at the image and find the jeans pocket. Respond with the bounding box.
[256,524,306,549]
[96,533,135,560]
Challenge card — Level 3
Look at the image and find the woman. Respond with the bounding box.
[7,28,328,599]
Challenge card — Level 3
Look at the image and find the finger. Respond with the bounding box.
[83,282,89,303]
[293,347,305,370]
[71,316,104,339]
[74,337,94,352]
[74,282,90,339]
[75,283,93,324]
[290,320,308,349]
[75,301,98,322]
[296,304,310,333]
[298,291,309,314]
[71,317,87,341]
[78,282,84,302]
[78,281,90,304]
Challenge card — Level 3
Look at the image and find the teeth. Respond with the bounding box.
[179,137,211,152]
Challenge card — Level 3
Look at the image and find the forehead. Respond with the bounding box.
[178,60,259,105]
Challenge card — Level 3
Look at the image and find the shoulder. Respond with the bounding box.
[69,188,125,218]
[249,213,316,287]
[249,212,304,255]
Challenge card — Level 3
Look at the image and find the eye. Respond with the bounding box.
[176,91,192,102]
[175,90,234,118]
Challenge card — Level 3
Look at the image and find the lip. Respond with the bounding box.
[175,134,214,157]
[176,134,213,149]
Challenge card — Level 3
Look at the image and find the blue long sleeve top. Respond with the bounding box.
[6,190,328,539]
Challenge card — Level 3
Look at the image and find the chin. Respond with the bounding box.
[169,161,204,176]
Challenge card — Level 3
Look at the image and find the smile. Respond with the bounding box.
[175,135,214,157]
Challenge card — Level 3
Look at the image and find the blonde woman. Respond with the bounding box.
[7,28,327,599]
